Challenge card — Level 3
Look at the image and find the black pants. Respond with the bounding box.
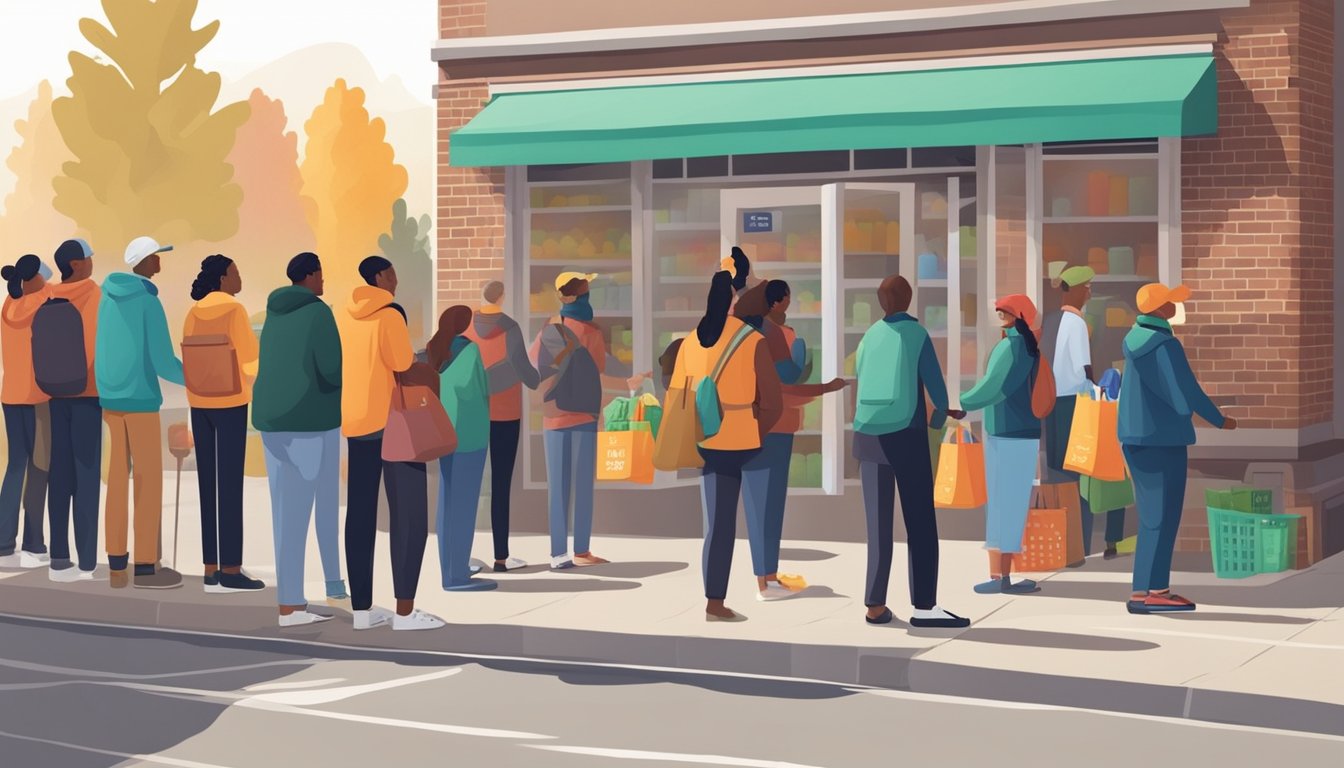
[488,420,521,561]
[346,433,427,611]
[862,424,940,610]
[0,403,47,557]
[698,447,759,601]
[191,406,248,568]
[48,398,102,571]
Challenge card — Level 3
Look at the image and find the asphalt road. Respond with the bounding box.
[0,615,1340,768]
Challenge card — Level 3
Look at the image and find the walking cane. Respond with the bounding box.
[167,424,193,571]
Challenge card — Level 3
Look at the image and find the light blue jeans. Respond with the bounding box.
[263,430,345,606]
[741,433,794,577]
[543,424,597,558]
[437,448,487,587]
[984,436,1040,554]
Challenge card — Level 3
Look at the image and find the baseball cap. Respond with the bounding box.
[124,236,173,268]
[554,271,597,291]
[1059,265,1095,288]
[1136,283,1190,314]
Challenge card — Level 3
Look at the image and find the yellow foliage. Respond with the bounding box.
[0,81,76,255]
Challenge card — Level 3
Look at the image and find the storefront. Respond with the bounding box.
[434,0,1344,562]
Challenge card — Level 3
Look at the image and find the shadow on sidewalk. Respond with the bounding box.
[560,561,688,579]
[779,548,839,562]
[953,628,1159,652]
[1157,612,1316,625]
[544,664,859,701]
[493,578,641,593]
[1030,570,1341,610]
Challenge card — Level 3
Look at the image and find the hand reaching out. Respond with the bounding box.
[947,409,968,420]
[1222,416,1238,431]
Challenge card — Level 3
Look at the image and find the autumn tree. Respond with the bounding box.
[0,80,75,256]
[300,79,408,305]
[51,0,249,253]
[379,199,433,338]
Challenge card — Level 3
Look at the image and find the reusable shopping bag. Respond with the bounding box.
[382,374,457,462]
[1015,488,1069,572]
[1063,389,1126,481]
[934,425,987,509]
[596,429,655,484]
[1080,471,1135,512]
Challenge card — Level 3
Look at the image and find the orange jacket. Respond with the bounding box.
[182,292,259,409]
[2,286,53,405]
[529,316,607,431]
[338,286,414,438]
[672,317,781,452]
[50,279,100,398]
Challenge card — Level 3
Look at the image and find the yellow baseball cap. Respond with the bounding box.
[554,271,597,291]
[1136,283,1190,314]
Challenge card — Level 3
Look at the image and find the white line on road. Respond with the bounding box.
[1097,626,1344,651]
[529,745,829,767]
[235,698,555,740]
[0,728,234,768]
[0,655,317,680]
[243,677,346,692]
[238,668,460,706]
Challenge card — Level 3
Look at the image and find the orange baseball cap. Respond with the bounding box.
[1136,283,1190,314]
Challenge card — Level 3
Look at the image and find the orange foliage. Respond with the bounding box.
[0,81,76,256]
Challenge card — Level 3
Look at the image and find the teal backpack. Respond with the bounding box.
[696,324,757,440]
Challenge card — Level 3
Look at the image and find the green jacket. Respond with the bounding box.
[961,327,1041,439]
[95,273,184,413]
[854,313,949,435]
[252,286,342,433]
[439,337,490,453]
[1118,315,1225,446]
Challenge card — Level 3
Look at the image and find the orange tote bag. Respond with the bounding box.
[1063,391,1126,482]
[934,425,988,509]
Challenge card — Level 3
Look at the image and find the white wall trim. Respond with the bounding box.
[485,43,1213,96]
[434,0,1244,61]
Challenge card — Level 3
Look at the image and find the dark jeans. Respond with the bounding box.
[1080,496,1126,554]
[861,424,940,610]
[0,403,47,556]
[48,398,102,571]
[1123,444,1187,593]
[697,447,759,601]
[346,433,427,611]
[488,420,521,561]
[191,405,248,568]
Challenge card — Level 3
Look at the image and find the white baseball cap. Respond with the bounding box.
[125,236,173,268]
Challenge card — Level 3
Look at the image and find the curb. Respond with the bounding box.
[2,576,1341,738]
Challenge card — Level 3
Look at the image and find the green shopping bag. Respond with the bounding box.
[1080,472,1134,512]
[603,396,636,432]
[1204,487,1272,516]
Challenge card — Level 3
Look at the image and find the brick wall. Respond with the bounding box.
[440,0,486,39]
[1180,0,1334,431]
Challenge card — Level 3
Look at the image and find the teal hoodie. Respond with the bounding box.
[437,337,490,453]
[854,313,949,435]
[252,286,343,433]
[95,272,184,413]
[1118,315,1224,446]
[960,327,1041,439]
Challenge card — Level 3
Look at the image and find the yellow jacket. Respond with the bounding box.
[339,286,414,438]
[672,317,781,452]
[182,292,258,410]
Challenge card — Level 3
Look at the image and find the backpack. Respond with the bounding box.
[543,319,601,416]
[1031,354,1056,419]
[182,334,242,398]
[695,324,758,440]
[32,298,88,397]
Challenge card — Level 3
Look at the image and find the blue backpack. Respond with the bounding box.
[696,324,757,440]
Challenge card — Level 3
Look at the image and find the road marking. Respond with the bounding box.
[529,745,827,767]
[238,668,460,706]
[0,728,234,768]
[235,698,555,740]
[1097,626,1344,651]
[0,656,316,680]
[244,677,346,692]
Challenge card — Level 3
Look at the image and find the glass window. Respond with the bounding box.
[854,148,908,170]
[912,146,976,168]
[687,156,730,178]
[653,158,683,179]
[731,151,849,176]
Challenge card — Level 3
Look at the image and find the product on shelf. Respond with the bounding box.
[1105,301,1134,328]
[1137,243,1158,276]
[1108,246,1135,275]
[843,209,900,254]
[1051,197,1072,218]
[1086,171,1110,216]
[921,192,947,218]
[851,299,872,327]
[1129,177,1157,216]
[962,295,977,327]
[805,454,823,487]
[1087,246,1109,275]
[959,226,977,259]
[844,351,857,377]
[531,225,631,261]
[1108,176,1129,216]
[917,252,946,280]
[925,306,949,333]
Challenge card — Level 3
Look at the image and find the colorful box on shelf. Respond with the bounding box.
[844,351,857,377]
[917,252,945,280]
[925,306,949,333]
[1108,176,1129,216]
[1105,301,1134,328]
[1051,198,1072,218]
[1137,243,1158,277]
[1087,171,1110,217]
[531,226,631,261]
[851,300,872,327]
[959,226,977,258]
[1129,177,1157,216]
[921,192,947,218]
[1108,246,1135,275]
[962,296,978,327]
[1087,246,1109,275]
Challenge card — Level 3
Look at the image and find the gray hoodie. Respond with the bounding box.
[474,310,540,395]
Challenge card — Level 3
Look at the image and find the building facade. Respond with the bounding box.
[434,0,1344,564]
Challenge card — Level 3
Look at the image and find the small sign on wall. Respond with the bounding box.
[743,211,774,233]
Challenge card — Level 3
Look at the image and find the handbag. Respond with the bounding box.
[934,425,987,509]
[382,373,457,462]
[652,377,704,471]
[1063,388,1126,481]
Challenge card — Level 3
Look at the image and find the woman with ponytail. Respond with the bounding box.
[0,254,53,569]
[182,255,263,593]
[960,294,1044,595]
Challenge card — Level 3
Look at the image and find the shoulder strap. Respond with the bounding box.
[551,318,581,366]
[709,324,757,385]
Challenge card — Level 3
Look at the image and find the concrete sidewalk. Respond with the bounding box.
[2,474,1342,737]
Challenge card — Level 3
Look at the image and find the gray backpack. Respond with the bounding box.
[32,298,87,397]
[543,320,602,416]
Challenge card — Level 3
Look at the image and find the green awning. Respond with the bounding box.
[450,53,1216,167]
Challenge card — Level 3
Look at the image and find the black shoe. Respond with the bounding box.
[865,608,895,625]
[206,571,265,593]
[1103,547,1120,560]
[910,610,971,629]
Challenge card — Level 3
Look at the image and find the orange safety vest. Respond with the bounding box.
[676,316,763,452]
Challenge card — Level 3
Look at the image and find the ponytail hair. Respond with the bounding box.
[1013,317,1040,358]
[728,246,750,293]
[2,254,42,299]
[696,271,735,348]
[190,254,234,301]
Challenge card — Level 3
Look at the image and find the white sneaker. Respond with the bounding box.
[494,557,527,572]
[18,551,48,569]
[392,609,445,631]
[551,554,574,570]
[279,610,333,628]
[49,567,94,583]
[353,606,395,631]
[756,583,798,602]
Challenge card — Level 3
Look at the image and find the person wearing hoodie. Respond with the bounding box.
[960,294,1044,596]
[182,255,263,594]
[0,254,53,571]
[339,256,444,632]
[254,253,347,627]
[425,304,497,592]
[97,236,184,589]
[45,240,102,581]
[1120,284,1235,615]
[462,280,539,573]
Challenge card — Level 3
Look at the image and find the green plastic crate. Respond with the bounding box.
[1204,487,1273,516]
[1207,507,1302,579]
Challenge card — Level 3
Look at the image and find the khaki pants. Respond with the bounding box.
[104,411,162,567]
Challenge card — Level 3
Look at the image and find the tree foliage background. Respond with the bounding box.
[0,81,74,257]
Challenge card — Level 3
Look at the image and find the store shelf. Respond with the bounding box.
[1089,274,1151,283]
[844,252,901,258]
[750,262,822,272]
[654,223,718,232]
[843,279,883,289]
[790,313,822,320]
[653,310,702,318]
[528,206,632,215]
[919,279,949,287]
[1042,216,1158,224]
[529,258,632,268]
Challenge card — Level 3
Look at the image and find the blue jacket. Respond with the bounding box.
[1119,315,1225,446]
[960,327,1041,439]
[854,313,948,435]
[95,273,184,413]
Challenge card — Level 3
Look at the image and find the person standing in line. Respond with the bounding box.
[960,294,1044,595]
[0,255,53,570]
[96,237,184,589]
[854,275,971,628]
[339,256,443,631]
[425,305,496,592]
[737,279,846,602]
[182,255,264,594]
[1120,284,1235,614]
[254,253,348,626]
[668,269,782,622]
[46,240,102,581]
[462,280,539,573]
[530,271,648,571]
[1039,265,1126,561]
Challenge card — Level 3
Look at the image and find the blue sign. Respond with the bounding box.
[743,211,773,233]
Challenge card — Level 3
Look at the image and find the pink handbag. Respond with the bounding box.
[382,374,457,462]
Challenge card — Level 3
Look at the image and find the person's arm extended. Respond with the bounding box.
[1161,342,1225,428]
[233,305,260,378]
[753,341,783,438]
[313,309,342,392]
[920,336,950,429]
[149,298,184,386]
[505,322,541,390]
[959,340,1012,413]
[379,311,414,374]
